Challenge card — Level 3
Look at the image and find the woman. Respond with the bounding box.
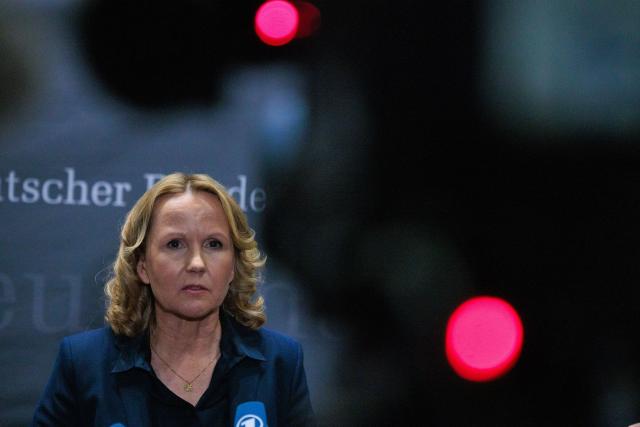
[32,173,315,426]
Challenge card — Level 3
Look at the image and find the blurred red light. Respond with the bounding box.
[255,1,299,47]
[445,296,524,382]
[294,1,321,38]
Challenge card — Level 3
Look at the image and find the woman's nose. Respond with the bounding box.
[187,249,206,271]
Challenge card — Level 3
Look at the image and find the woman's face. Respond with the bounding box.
[136,191,235,321]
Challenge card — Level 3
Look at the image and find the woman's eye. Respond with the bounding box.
[167,239,182,249]
[206,239,222,249]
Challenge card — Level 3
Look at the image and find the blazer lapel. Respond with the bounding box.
[222,312,269,425]
[110,332,152,427]
[228,359,265,421]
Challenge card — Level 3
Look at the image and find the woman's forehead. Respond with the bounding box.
[152,191,227,224]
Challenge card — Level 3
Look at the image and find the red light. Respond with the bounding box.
[255,1,299,47]
[445,296,524,382]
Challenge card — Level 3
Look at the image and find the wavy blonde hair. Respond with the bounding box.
[105,173,266,336]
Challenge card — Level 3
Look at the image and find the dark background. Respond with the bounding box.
[265,1,640,425]
[2,0,640,425]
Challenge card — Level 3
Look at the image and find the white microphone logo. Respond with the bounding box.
[236,414,265,427]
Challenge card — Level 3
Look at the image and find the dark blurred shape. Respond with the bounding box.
[264,1,640,426]
[481,1,640,140]
[77,0,233,108]
[0,16,30,122]
[76,0,312,109]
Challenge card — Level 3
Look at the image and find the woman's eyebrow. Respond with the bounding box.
[157,229,230,238]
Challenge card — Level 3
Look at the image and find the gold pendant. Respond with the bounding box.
[184,383,193,392]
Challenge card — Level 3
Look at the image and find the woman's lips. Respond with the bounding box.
[182,285,208,292]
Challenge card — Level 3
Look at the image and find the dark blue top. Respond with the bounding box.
[32,312,316,427]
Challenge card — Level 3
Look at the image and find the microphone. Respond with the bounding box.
[233,401,268,427]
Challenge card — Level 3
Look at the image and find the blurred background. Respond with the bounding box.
[1,0,640,425]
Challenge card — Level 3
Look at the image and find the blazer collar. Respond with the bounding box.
[221,310,267,363]
[111,329,151,374]
[110,311,266,375]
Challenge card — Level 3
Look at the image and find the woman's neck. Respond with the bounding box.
[151,308,222,359]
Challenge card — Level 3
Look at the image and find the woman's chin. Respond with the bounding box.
[157,303,220,322]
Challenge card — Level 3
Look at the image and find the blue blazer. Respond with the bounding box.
[32,319,315,427]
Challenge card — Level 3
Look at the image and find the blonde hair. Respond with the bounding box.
[104,173,266,336]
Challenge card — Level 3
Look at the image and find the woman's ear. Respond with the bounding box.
[137,255,150,284]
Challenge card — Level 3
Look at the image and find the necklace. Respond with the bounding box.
[150,345,220,392]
